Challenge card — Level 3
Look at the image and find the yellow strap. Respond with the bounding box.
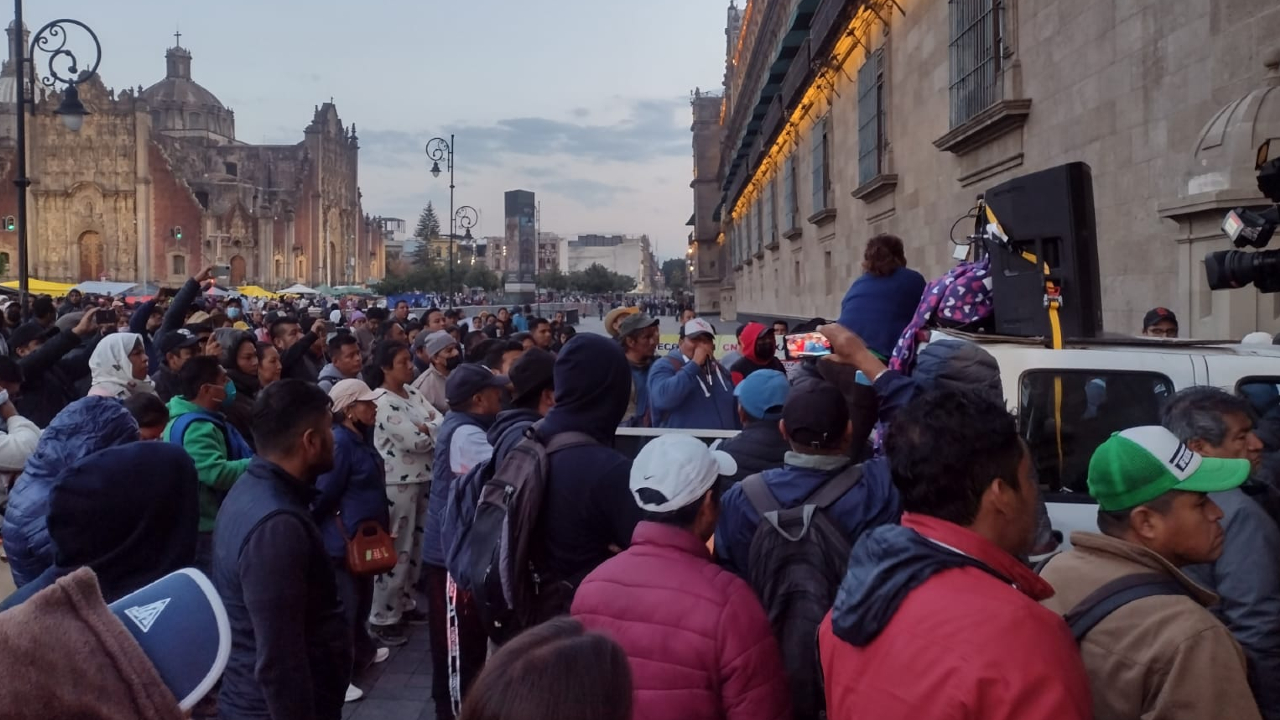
[987,203,1067,480]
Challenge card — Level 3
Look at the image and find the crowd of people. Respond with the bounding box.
[0,233,1279,720]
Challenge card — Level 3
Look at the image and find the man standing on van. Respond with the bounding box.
[1162,387,1280,720]
[1039,426,1261,720]
[1142,307,1178,338]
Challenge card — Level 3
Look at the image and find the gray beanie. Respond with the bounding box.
[914,339,1003,403]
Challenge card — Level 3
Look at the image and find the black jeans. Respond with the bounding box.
[333,560,376,670]
[423,563,487,720]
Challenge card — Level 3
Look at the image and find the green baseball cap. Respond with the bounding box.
[1088,426,1251,512]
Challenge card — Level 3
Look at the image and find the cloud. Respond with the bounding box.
[540,178,631,207]
[356,97,689,172]
[572,107,590,118]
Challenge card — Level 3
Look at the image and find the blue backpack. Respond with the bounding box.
[167,410,254,461]
[442,455,495,593]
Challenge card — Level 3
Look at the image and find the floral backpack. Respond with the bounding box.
[890,256,994,375]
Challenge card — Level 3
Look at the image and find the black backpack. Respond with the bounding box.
[468,423,596,644]
[741,465,863,720]
[1062,571,1192,642]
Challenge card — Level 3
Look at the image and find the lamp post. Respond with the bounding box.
[426,134,457,306]
[13,7,101,318]
[453,205,477,295]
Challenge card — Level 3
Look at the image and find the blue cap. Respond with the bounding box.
[734,369,789,421]
[109,568,231,711]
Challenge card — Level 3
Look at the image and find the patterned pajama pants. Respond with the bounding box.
[369,482,428,626]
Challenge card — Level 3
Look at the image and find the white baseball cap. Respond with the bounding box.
[630,434,737,513]
[682,318,716,339]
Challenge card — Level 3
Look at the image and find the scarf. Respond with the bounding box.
[89,333,157,400]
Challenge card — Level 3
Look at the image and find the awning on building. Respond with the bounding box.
[73,281,139,296]
[0,278,79,294]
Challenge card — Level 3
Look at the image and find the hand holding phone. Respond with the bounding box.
[785,332,833,359]
[95,308,116,325]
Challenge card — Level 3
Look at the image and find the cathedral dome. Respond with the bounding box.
[141,46,224,109]
[141,42,235,142]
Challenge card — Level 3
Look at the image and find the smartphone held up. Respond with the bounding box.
[785,332,832,359]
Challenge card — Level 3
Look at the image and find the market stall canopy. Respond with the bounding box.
[204,285,231,297]
[72,281,139,296]
[278,283,318,295]
[0,278,79,295]
[331,285,375,296]
[236,285,278,299]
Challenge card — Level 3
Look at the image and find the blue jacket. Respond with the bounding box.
[312,424,389,560]
[538,334,643,585]
[647,354,740,430]
[425,410,493,568]
[2,397,139,587]
[715,452,901,577]
[837,267,926,358]
[213,457,350,720]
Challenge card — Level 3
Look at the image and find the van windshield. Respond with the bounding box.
[1019,371,1174,495]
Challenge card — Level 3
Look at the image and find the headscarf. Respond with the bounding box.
[88,333,156,400]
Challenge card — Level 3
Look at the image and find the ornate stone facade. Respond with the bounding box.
[0,32,383,288]
[700,0,1280,338]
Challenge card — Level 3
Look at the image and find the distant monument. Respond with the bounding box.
[503,189,537,302]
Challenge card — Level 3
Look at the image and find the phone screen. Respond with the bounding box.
[785,332,832,358]
[95,309,116,325]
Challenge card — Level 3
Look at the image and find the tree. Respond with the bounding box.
[537,269,569,293]
[464,264,503,292]
[661,257,688,292]
[411,203,442,268]
[612,274,638,293]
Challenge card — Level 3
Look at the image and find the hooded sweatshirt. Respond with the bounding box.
[648,349,739,431]
[87,332,157,400]
[317,362,356,394]
[537,334,644,588]
[2,397,140,587]
[818,514,1092,720]
[217,332,261,446]
[729,322,785,386]
[2,442,199,610]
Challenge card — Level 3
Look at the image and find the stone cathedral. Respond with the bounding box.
[0,24,384,288]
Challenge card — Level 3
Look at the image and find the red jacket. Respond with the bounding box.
[572,521,792,720]
[817,514,1092,720]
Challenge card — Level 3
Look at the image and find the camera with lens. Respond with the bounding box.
[1205,141,1280,292]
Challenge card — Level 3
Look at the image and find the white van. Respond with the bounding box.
[933,329,1280,547]
[615,330,1280,550]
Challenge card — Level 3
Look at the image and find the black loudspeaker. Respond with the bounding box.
[981,162,1103,339]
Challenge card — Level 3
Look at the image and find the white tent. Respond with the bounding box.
[278,283,318,295]
[73,281,139,296]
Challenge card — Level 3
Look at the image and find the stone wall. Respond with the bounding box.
[720,0,1280,337]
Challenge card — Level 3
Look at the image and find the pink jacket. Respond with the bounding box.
[572,522,792,720]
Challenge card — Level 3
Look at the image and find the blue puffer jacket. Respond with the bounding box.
[2,396,140,587]
[647,354,740,431]
[312,424,389,560]
[714,453,901,577]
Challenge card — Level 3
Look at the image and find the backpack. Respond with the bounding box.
[168,410,254,462]
[741,466,863,720]
[468,423,596,643]
[443,453,496,593]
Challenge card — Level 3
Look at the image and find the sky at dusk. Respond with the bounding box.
[33,0,729,261]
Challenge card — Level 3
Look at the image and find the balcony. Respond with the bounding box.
[810,0,858,58]
[780,38,812,111]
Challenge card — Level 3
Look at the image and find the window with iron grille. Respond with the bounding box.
[783,156,798,230]
[811,115,832,213]
[857,49,886,185]
[755,194,765,253]
[948,0,1005,128]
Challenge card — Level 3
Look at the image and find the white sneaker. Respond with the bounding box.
[345,684,364,703]
[372,647,390,664]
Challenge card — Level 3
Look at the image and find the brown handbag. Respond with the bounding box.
[335,515,398,576]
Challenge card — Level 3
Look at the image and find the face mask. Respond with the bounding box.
[445,354,462,371]
[222,380,237,408]
[227,308,241,320]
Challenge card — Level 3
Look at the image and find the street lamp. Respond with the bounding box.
[12,6,102,317]
[425,135,456,305]
[452,205,477,292]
